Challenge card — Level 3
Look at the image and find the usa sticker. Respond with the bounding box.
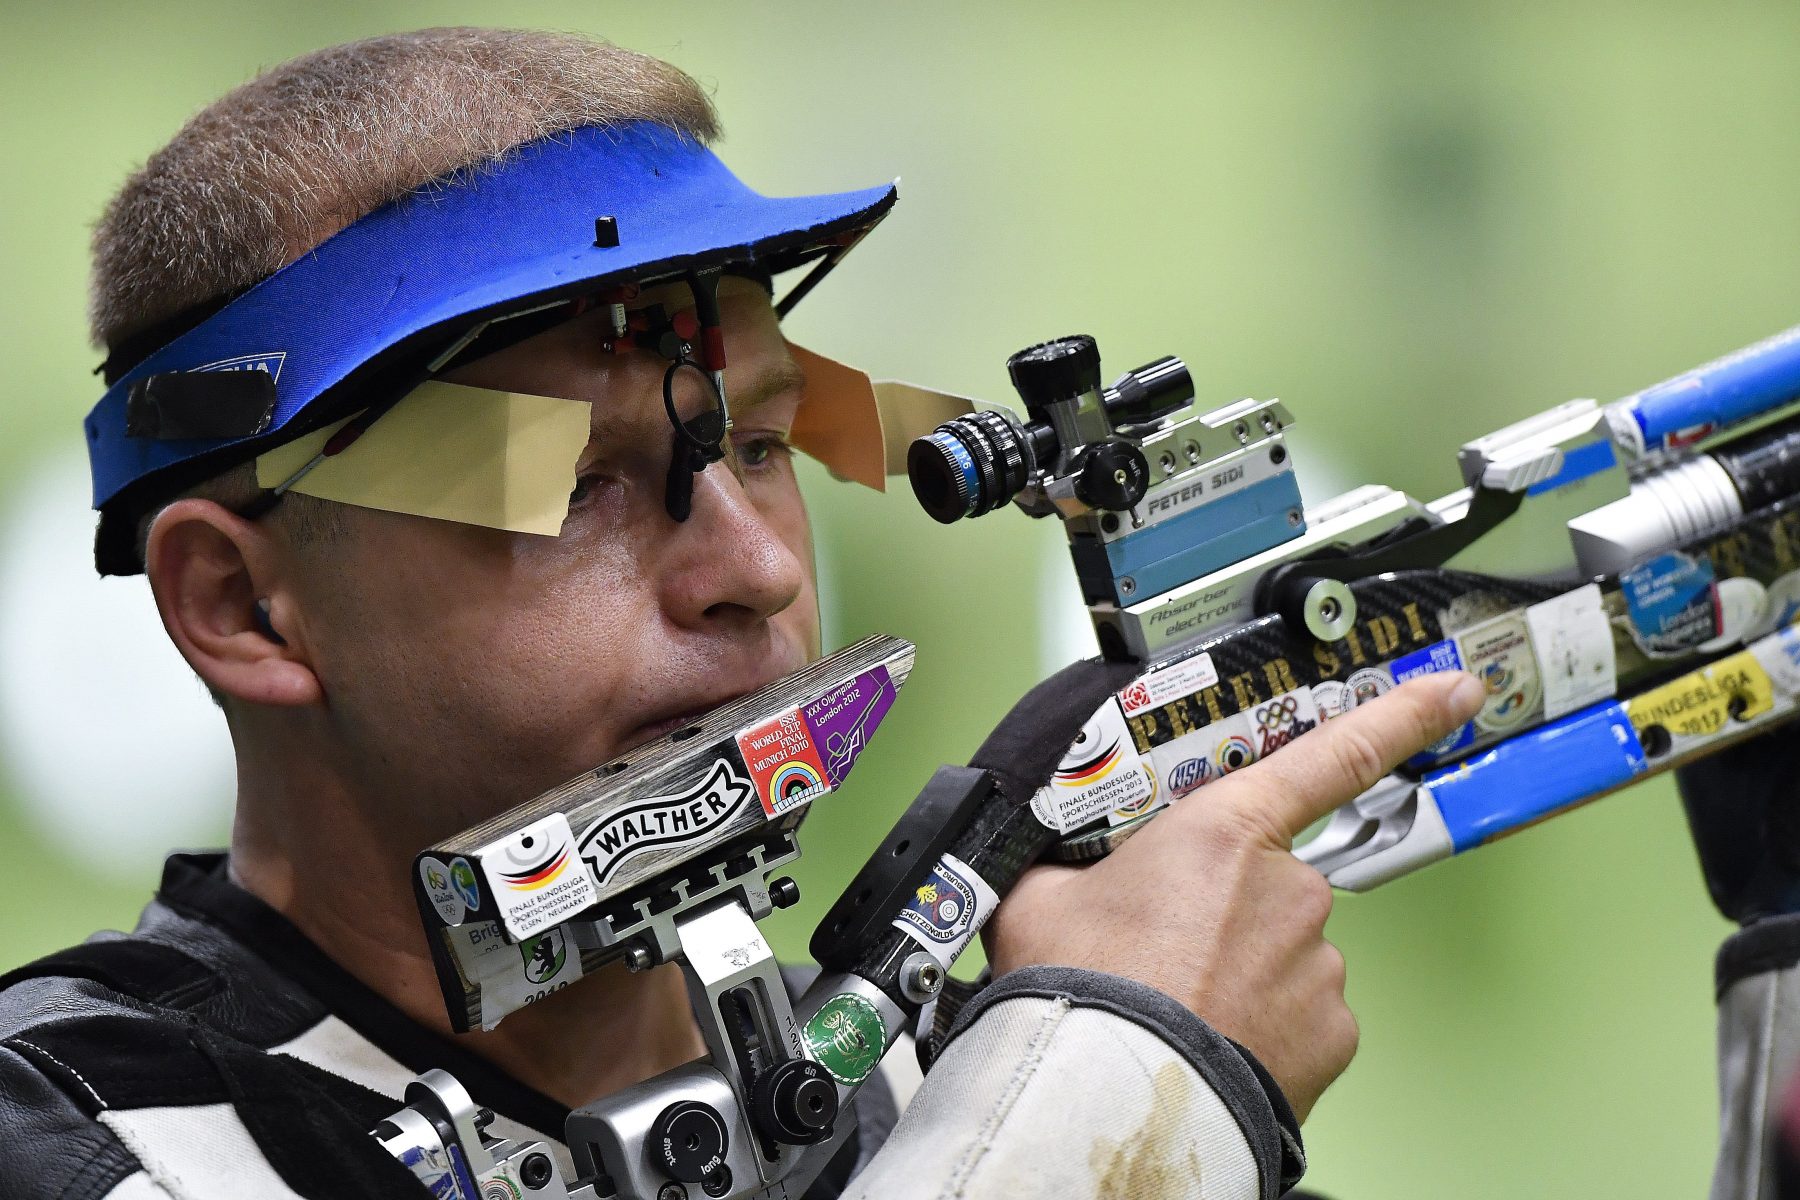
[1150,731,1220,799]
[1118,652,1219,718]
[1524,584,1616,719]
[736,709,831,818]
[1456,612,1542,733]
[479,813,599,941]
[1249,688,1320,757]
[803,666,896,787]
[1029,697,1153,832]
[578,759,755,885]
[1390,640,1475,760]
[418,856,466,926]
[892,852,1000,968]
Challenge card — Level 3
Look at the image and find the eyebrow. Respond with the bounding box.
[728,357,808,419]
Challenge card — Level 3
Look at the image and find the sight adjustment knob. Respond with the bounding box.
[751,1058,840,1145]
[1073,441,1150,512]
[1007,336,1103,416]
[650,1100,728,1184]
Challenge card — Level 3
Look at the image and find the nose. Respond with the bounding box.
[657,460,808,629]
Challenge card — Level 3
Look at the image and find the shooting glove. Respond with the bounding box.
[1676,732,1800,924]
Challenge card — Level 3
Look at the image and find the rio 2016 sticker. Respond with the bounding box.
[1029,698,1152,832]
[1250,688,1319,756]
[449,858,481,913]
[892,852,1001,968]
[804,993,886,1085]
[577,759,754,885]
[418,856,466,926]
[736,709,832,818]
[477,813,599,941]
[1455,612,1542,733]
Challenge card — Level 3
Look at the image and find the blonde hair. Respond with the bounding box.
[90,26,720,350]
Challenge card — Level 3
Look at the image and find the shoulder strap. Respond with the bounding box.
[0,939,222,1010]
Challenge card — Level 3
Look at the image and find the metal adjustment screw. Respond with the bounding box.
[702,1168,733,1197]
[1119,576,1136,597]
[1235,420,1250,444]
[1158,451,1177,474]
[1302,578,1357,641]
[624,944,654,972]
[769,877,801,909]
[1287,508,1303,527]
[900,951,946,1003]
[1261,412,1277,433]
[519,1152,554,1190]
[1184,440,1201,463]
[657,1185,687,1200]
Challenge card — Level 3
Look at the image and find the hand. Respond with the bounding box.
[985,670,1487,1121]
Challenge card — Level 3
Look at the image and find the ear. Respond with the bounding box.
[144,498,323,708]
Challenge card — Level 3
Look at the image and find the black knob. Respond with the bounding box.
[1007,336,1102,416]
[769,877,801,909]
[649,1101,728,1183]
[1073,441,1149,511]
[751,1059,840,1145]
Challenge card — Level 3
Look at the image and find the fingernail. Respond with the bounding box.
[1448,671,1487,717]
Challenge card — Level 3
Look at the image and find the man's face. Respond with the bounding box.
[282,277,820,845]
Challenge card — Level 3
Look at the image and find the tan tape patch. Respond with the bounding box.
[254,381,591,535]
[870,381,980,477]
[787,343,887,491]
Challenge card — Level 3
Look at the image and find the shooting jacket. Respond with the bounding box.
[0,847,1777,1200]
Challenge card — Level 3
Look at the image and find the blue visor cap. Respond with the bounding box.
[86,121,896,573]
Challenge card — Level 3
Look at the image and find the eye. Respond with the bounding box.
[568,472,602,508]
[737,434,792,470]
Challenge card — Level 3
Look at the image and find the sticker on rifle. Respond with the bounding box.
[449,858,481,913]
[1151,731,1220,799]
[1621,551,1721,656]
[418,856,466,926]
[1390,640,1474,759]
[477,926,585,1029]
[1625,649,1773,741]
[1108,762,1163,825]
[1311,679,1353,721]
[1703,576,1769,652]
[892,852,1000,968]
[803,665,896,787]
[736,708,831,818]
[480,813,599,941]
[1750,624,1800,697]
[1524,584,1616,719]
[1211,710,1259,774]
[577,759,755,885]
[1456,612,1541,733]
[1747,570,1800,642]
[1250,688,1320,756]
[804,993,885,1085]
[1119,652,1219,718]
[1346,666,1393,707]
[1029,697,1152,832]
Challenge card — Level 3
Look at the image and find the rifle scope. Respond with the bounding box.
[908,336,1194,524]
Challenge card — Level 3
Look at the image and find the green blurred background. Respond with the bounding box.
[6,2,1800,1196]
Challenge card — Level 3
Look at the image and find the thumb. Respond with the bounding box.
[1217,670,1487,845]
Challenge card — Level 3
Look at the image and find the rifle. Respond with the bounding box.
[374,324,1800,1198]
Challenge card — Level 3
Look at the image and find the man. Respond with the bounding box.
[0,24,1580,1200]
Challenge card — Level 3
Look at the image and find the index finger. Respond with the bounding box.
[1217,671,1487,843]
